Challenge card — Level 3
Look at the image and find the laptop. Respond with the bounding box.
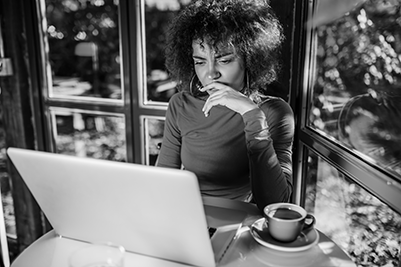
[7,147,247,267]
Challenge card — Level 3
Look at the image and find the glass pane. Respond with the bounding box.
[0,108,16,240]
[144,0,191,103]
[46,0,122,99]
[305,149,401,267]
[309,0,401,177]
[142,116,164,165]
[52,109,126,161]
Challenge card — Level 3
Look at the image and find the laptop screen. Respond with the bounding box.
[7,147,219,267]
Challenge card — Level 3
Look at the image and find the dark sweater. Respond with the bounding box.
[157,91,294,211]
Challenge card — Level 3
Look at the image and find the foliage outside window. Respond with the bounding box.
[144,0,191,103]
[309,0,401,178]
[0,111,16,239]
[46,0,122,99]
[142,117,164,165]
[305,149,401,267]
[53,110,126,161]
[306,0,401,266]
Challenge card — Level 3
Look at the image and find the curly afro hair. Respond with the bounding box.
[164,0,284,98]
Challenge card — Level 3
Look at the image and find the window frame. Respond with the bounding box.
[28,0,170,164]
[292,0,401,214]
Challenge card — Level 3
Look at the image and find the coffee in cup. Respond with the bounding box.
[263,202,315,242]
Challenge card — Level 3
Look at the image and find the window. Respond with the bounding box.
[308,0,401,178]
[44,0,127,159]
[305,149,401,266]
[52,109,126,161]
[295,1,401,266]
[144,0,189,103]
[40,0,191,163]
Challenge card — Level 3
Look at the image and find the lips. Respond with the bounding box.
[202,81,229,88]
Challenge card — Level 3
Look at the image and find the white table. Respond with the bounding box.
[11,197,356,267]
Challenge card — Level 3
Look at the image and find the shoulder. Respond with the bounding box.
[168,91,189,110]
[168,91,205,109]
[259,96,294,117]
[168,91,195,104]
[169,91,184,104]
[166,91,201,118]
[258,96,294,135]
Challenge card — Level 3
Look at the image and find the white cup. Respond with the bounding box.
[263,202,315,242]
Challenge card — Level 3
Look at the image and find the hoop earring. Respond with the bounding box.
[241,71,251,96]
[246,71,250,92]
[189,74,202,96]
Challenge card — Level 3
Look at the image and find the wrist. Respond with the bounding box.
[240,104,259,116]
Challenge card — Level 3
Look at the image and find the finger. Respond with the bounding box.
[202,94,215,116]
[200,81,226,92]
[202,91,226,116]
[202,96,212,116]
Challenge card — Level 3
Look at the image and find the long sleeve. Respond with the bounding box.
[157,92,294,206]
[242,97,295,212]
[156,94,182,169]
[157,92,251,199]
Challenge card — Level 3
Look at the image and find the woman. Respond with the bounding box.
[157,0,294,212]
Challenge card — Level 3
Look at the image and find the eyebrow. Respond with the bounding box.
[192,52,235,60]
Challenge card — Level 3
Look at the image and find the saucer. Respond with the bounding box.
[250,218,319,252]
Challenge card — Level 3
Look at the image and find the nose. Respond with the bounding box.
[207,66,221,81]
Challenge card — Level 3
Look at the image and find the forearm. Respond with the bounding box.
[243,108,293,212]
[249,142,292,211]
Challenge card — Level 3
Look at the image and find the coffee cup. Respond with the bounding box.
[263,202,315,242]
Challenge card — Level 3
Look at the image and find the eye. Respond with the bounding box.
[194,60,205,66]
[218,57,234,65]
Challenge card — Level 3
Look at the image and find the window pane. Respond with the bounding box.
[0,115,16,240]
[46,0,122,99]
[144,0,191,103]
[305,149,401,267]
[309,0,401,177]
[52,109,126,161]
[142,116,164,165]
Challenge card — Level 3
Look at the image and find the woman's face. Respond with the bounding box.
[192,40,245,91]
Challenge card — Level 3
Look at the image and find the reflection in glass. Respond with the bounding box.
[309,0,401,176]
[338,93,401,175]
[144,0,191,103]
[305,149,401,267]
[52,109,126,161]
[46,0,122,99]
[142,116,164,165]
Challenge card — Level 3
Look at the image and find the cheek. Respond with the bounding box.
[229,68,245,89]
[194,67,208,86]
